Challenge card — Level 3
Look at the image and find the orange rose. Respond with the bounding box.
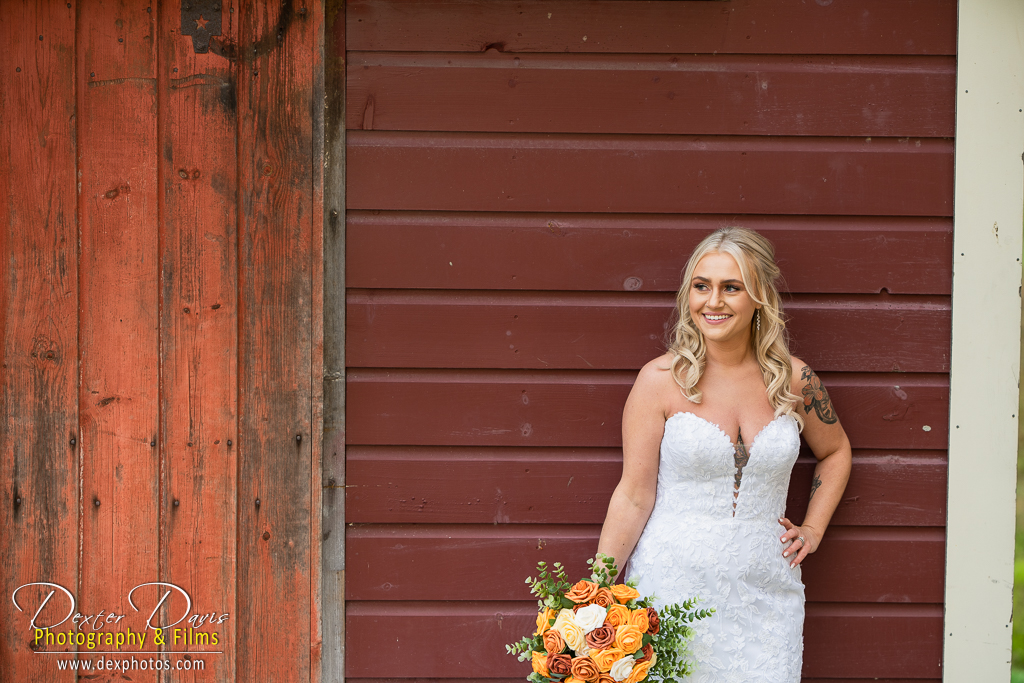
[565,580,601,604]
[635,643,654,664]
[614,624,644,654]
[597,675,616,683]
[547,653,572,676]
[590,647,626,673]
[585,625,616,650]
[593,588,614,607]
[645,608,660,635]
[609,584,640,604]
[627,608,649,633]
[571,656,601,682]
[532,650,550,676]
[625,659,653,683]
[536,607,556,635]
[544,629,567,654]
[605,603,630,627]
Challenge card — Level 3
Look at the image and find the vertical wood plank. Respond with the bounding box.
[322,1,346,680]
[157,0,239,679]
[310,1,326,681]
[0,2,79,680]
[236,1,316,680]
[77,4,159,682]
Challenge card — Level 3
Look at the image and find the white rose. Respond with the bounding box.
[553,608,575,630]
[609,656,635,682]
[573,603,607,633]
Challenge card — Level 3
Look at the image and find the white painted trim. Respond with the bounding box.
[945,0,1024,679]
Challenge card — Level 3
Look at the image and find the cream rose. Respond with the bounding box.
[554,610,587,653]
[609,656,635,682]
[574,603,608,633]
[553,608,577,632]
[560,620,587,653]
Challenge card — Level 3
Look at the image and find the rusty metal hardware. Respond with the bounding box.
[181,0,222,54]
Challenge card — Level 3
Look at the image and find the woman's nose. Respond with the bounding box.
[708,288,722,308]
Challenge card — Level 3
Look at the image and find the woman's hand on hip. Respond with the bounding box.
[778,517,820,569]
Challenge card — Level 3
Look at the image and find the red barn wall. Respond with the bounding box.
[0,2,324,681]
[343,1,955,681]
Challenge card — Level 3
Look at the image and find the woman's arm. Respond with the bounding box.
[779,357,852,568]
[596,360,667,572]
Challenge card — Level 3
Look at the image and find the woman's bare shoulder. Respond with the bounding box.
[632,353,678,399]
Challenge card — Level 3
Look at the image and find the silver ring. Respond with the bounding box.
[798,536,805,545]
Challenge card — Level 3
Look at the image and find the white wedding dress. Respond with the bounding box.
[627,411,804,683]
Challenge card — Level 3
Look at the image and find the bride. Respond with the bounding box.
[597,227,852,682]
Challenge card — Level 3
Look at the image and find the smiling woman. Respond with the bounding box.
[596,226,852,682]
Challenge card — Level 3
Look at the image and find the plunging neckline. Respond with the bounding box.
[665,411,789,454]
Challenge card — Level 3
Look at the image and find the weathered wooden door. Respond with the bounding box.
[1,1,324,680]
[344,1,954,681]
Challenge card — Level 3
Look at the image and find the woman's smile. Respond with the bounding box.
[689,251,758,342]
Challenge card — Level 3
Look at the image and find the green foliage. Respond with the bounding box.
[506,633,543,662]
[1013,558,1024,668]
[588,553,620,587]
[646,599,715,683]
[526,561,574,611]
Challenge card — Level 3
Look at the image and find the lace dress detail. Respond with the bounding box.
[627,412,803,683]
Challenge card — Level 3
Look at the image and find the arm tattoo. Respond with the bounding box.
[801,366,838,424]
[809,474,822,502]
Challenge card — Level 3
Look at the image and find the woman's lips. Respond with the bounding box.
[702,313,732,324]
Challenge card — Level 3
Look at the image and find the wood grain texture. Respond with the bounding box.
[236,2,317,680]
[347,133,954,216]
[76,5,160,680]
[346,0,957,55]
[345,450,947,527]
[345,525,943,603]
[157,1,239,679]
[347,53,955,137]
[310,2,326,680]
[346,370,949,450]
[0,2,79,679]
[347,213,953,295]
[347,291,950,372]
[344,601,943,678]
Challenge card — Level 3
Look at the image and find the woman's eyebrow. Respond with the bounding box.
[692,276,744,285]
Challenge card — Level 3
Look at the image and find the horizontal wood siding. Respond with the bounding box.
[344,1,954,680]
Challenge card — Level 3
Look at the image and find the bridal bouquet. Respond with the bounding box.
[506,555,713,683]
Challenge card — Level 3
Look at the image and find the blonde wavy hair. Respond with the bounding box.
[668,227,803,429]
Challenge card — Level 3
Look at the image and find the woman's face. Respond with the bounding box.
[688,251,759,344]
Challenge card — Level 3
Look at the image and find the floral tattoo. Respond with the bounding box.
[732,429,749,515]
[801,366,837,424]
